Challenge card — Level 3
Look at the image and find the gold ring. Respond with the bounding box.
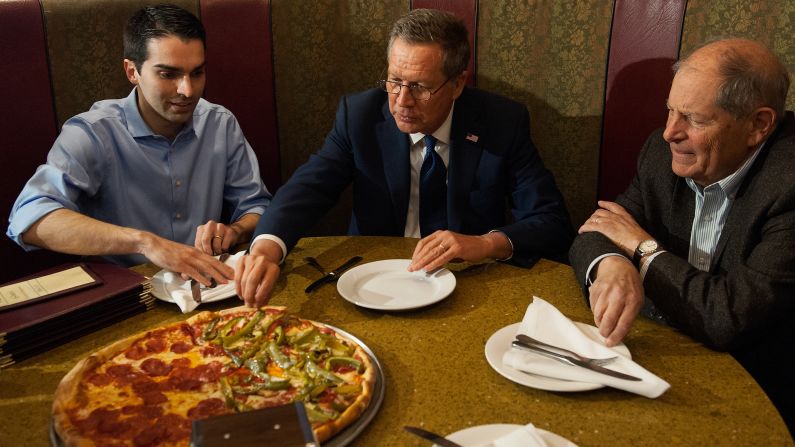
[213,235,223,240]
[439,243,446,251]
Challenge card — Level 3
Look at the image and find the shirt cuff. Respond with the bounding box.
[488,229,514,261]
[250,234,287,264]
[639,250,666,281]
[585,253,628,286]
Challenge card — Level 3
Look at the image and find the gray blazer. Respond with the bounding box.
[570,113,795,427]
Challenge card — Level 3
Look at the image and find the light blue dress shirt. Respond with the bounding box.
[685,146,762,271]
[7,89,271,265]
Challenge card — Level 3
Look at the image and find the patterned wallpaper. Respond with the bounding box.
[681,0,795,111]
[477,0,613,227]
[271,0,407,235]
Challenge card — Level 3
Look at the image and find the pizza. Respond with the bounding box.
[52,305,375,446]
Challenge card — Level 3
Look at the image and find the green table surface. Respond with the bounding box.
[1,236,791,446]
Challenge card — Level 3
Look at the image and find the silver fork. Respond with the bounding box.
[516,334,617,366]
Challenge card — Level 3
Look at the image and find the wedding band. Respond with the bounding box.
[439,243,446,251]
[213,235,223,240]
[594,218,600,224]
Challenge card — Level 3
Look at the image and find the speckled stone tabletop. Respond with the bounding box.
[0,236,791,446]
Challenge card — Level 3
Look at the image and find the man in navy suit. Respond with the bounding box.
[236,9,572,306]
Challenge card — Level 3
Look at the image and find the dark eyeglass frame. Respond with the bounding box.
[377,77,451,101]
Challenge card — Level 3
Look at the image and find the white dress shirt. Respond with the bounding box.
[253,104,455,261]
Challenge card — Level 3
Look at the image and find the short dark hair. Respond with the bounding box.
[124,4,206,72]
[388,8,470,79]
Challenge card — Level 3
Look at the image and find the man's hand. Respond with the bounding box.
[407,230,511,272]
[579,201,652,257]
[195,220,241,255]
[588,256,644,346]
[234,239,282,307]
[140,234,234,287]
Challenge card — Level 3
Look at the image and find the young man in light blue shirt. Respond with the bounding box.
[7,5,270,287]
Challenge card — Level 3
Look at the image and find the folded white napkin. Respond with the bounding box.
[162,251,244,313]
[502,297,670,398]
[492,423,547,447]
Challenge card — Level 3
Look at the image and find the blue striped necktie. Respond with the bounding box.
[419,135,447,237]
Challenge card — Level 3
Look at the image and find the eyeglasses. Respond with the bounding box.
[377,78,450,101]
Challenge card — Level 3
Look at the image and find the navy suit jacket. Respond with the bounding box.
[255,87,572,265]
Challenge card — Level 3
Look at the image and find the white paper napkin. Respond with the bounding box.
[161,251,244,313]
[492,423,547,447]
[502,296,670,398]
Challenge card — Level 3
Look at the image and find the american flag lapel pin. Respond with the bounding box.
[465,133,479,143]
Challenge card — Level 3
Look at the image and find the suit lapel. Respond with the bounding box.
[447,92,483,232]
[377,101,411,232]
[669,177,695,257]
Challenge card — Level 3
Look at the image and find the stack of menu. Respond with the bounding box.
[0,262,154,368]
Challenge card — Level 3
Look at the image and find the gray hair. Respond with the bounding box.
[674,41,790,122]
[387,9,470,79]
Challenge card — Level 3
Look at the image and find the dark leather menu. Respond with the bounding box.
[0,262,152,368]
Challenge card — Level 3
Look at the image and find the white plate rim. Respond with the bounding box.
[484,322,631,392]
[150,251,244,304]
[336,259,456,311]
[442,423,577,447]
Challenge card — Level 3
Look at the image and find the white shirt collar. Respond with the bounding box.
[409,102,455,146]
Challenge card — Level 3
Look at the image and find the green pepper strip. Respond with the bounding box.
[213,316,243,345]
[233,376,291,393]
[267,341,293,369]
[290,327,318,346]
[219,376,237,409]
[326,356,363,373]
[306,359,342,384]
[304,404,339,423]
[222,311,265,347]
[202,317,220,341]
[272,325,285,345]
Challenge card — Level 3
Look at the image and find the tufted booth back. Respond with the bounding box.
[3,0,795,283]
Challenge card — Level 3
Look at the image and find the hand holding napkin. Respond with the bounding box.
[502,297,670,398]
[159,251,244,313]
[492,423,548,447]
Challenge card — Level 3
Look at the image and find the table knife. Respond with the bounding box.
[403,426,463,447]
[511,339,642,381]
[190,279,202,303]
[304,256,363,293]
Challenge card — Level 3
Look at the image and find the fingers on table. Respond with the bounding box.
[235,255,279,307]
[412,233,454,271]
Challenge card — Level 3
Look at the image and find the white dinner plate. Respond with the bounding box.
[150,251,244,303]
[336,259,456,310]
[484,322,631,392]
[439,424,577,447]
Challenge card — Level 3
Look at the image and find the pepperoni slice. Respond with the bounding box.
[86,372,112,387]
[200,344,225,358]
[170,341,192,354]
[132,423,167,447]
[140,358,172,377]
[187,398,227,419]
[124,344,148,360]
[139,391,168,406]
[144,337,165,354]
[171,357,191,368]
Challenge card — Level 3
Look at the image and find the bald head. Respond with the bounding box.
[674,38,789,123]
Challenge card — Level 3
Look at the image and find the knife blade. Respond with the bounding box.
[304,256,363,293]
[511,339,642,381]
[190,279,202,304]
[403,426,463,447]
